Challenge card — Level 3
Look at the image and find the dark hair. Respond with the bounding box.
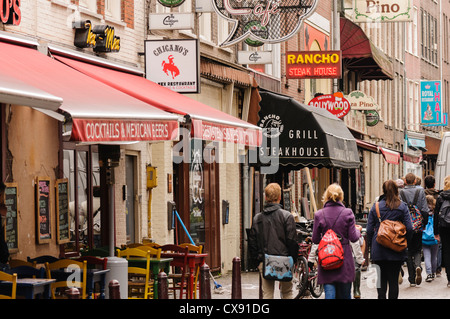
[424,175,435,189]
[383,180,401,210]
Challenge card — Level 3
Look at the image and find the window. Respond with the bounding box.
[79,0,97,12]
[199,13,212,41]
[412,7,418,56]
[105,0,121,20]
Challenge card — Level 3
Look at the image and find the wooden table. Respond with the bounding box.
[161,252,207,299]
[0,278,55,299]
[50,268,110,299]
[127,257,173,299]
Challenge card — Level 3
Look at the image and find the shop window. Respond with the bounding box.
[63,144,100,255]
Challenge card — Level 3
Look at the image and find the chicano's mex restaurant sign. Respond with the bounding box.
[1,0,21,25]
[70,119,179,143]
[212,0,318,47]
[286,51,342,79]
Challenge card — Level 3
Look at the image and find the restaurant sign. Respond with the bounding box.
[345,90,380,111]
[145,39,200,93]
[73,20,120,53]
[308,92,350,118]
[0,0,21,25]
[420,80,443,126]
[286,51,342,79]
[212,0,318,47]
[354,0,412,23]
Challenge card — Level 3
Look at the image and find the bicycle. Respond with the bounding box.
[292,220,323,299]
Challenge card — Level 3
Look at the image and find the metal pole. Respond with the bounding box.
[231,257,242,299]
[333,0,341,93]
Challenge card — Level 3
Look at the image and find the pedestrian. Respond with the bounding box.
[366,180,413,299]
[422,195,438,282]
[433,175,450,287]
[311,183,361,299]
[424,175,442,277]
[400,172,429,287]
[248,183,298,299]
[395,178,404,189]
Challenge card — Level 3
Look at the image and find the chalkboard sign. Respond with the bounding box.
[36,177,51,244]
[56,179,70,244]
[4,183,18,252]
[283,189,291,212]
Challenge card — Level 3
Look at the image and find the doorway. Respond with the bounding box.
[125,154,137,244]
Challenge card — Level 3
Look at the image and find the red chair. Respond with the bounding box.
[160,244,189,299]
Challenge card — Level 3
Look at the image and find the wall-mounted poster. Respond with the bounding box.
[145,39,200,93]
[36,177,51,244]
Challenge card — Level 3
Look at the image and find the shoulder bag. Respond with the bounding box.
[375,202,407,252]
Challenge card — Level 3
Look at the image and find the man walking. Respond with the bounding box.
[248,183,298,299]
[400,173,429,286]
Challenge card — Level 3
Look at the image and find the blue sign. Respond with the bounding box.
[420,80,442,126]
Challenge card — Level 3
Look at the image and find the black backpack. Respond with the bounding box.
[439,199,450,228]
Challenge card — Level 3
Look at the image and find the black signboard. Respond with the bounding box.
[36,177,51,244]
[56,179,70,244]
[4,183,18,252]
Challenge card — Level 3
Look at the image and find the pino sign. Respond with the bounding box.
[286,51,342,79]
[308,93,350,118]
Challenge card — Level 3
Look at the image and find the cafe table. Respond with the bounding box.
[0,278,55,299]
[161,252,207,299]
[127,257,173,299]
[49,268,110,299]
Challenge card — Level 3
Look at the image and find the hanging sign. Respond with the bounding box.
[286,51,342,79]
[346,90,380,111]
[354,0,412,22]
[420,80,442,126]
[0,0,21,25]
[149,13,194,30]
[158,0,185,7]
[237,50,273,64]
[145,39,200,93]
[308,93,350,118]
[212,0,318,46]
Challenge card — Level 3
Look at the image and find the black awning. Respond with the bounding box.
[256,91,361,169]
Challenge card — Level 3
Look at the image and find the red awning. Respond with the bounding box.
[356,139,379,153]
[53,54,262,147]
[0,41,179,143]
[340,17,393,80]
[380,147,400,165]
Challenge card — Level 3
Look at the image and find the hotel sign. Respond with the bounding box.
[286,51,342,79]
[354,0,412,22]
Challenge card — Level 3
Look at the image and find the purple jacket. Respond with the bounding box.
[312,201,361,285]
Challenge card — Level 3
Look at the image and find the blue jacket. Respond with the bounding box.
[367,197,413,262]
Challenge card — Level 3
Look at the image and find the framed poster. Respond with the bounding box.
[4,183,18,253]
[36,177,51,244]
[144,39,200,93]
[55,179,70,244]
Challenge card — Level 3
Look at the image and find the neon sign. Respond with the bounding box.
[0,0,21,25]
[73,20,120,53]
[286,51,342,79]
[212,0,317,47]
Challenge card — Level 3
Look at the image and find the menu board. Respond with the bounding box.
[36,177,51,244]
[56,179,70,244]
[283,189,291,212]
[4,183,18,252]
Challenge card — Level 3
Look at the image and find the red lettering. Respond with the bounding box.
[0,0,21,25]
[12,0,20,26]
[0,0,11,24]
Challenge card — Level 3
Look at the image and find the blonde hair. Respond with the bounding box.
[322,183,344,203]
[426,195,436,212]
[265,183,281,203]
[444,175,450,191]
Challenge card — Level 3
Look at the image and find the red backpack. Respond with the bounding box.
[317,209,345,270]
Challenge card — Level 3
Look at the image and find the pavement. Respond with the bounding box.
[210,263,450,299]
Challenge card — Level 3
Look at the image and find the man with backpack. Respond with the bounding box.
[434,175,450,287]
[400,173,429,287]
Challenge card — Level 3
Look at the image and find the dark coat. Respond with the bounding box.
[312,201,360,285]
[366,197,413,262]
[248,203,298,269]
[434,190,450,235]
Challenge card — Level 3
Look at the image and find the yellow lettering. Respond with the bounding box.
[287,54,296,64]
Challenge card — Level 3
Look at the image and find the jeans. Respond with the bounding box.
[323,282,352,299]
[423,244,438,274]
[407,249,422,284]
[374,260,402,299]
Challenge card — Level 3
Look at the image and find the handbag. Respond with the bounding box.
[422,215,438,245]
[375,202,407,252]
[263,254,294,282]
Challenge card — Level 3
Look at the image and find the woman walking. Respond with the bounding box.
[366,180,413,299]
[423,195,438,282]
[312,183,361,299]
[434,175,450,287]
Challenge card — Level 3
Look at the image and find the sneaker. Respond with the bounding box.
[410,283,416,287]
[426,274,434,282]
[415,267,422,285]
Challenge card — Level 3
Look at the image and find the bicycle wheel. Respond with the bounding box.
[309,272,323,298]
[293,256,308,299]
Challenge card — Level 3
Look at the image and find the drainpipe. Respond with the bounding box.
[242,154,250,270]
